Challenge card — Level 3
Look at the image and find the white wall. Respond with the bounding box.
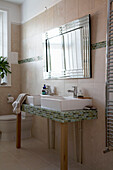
[0,1,21,23]
[21,0,61,23]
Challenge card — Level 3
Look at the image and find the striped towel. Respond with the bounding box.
[12,93,28,114]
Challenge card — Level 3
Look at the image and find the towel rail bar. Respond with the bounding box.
[105,0,113,152]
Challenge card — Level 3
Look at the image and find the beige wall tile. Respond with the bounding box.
[20,61,43,95]
[35,13,44,35]
[90,0,95,11]
[35,34,43,57]
[93,48,106,83]
[93,83,105,112]
[26,37,36,58]
[43,7,54,32]
[94,0,107,11]
[77,82,94,98]
[65,0,78,23]
[0,64,20,115]
[11,24,21,59]
[21,37,37,60]
[21,23,26,40]
[91,7,107,44]
[25,18,36,39]
[20,39,27,60]
[78,0,91,18]
[52,80,65,96]
[53,0,66,28]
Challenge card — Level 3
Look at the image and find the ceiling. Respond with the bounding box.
[0,0,24,4]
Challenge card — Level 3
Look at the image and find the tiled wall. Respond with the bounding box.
[19,0,113,169]
[11,24,21,59]
[0,64,20,115]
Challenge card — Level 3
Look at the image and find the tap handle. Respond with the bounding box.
[72,86,77,89]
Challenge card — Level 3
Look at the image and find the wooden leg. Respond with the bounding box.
[47,119,50,149]
[16,112,21,148]
[75,121,83,164]
[79,121,83,164]
[50,120,55,149]
[47,119,55,149]
[75,122,79,162]
[61,123,68,170]
[73,122,77,162]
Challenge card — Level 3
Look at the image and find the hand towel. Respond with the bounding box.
[12,93,28,114]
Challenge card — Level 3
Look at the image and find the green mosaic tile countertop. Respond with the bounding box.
[22,104,98,123]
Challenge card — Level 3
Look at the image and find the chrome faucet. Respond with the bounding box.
[46,85,51,95]
[68,86,77,98]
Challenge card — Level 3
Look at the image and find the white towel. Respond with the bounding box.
[12,93,28,114]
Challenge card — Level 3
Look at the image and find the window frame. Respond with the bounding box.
[0,8,11,86]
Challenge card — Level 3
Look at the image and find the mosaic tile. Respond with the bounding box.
[18,56,43,64]
[91,41,106,50]
[22,104,98,123]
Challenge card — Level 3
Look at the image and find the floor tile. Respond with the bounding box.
[0,138,91,170]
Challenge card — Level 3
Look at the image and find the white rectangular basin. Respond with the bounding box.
[26,95,41,106]
[41,96,92,111]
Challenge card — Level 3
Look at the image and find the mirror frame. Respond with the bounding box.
[43,14,91,79]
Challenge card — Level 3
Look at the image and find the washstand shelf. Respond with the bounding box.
[16,104,98,170]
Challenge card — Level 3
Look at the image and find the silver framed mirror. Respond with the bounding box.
[43,14,91,79]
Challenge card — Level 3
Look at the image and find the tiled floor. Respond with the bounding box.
[0,138,90,170]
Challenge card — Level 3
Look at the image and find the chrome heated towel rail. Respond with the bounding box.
[104,0,113,153]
